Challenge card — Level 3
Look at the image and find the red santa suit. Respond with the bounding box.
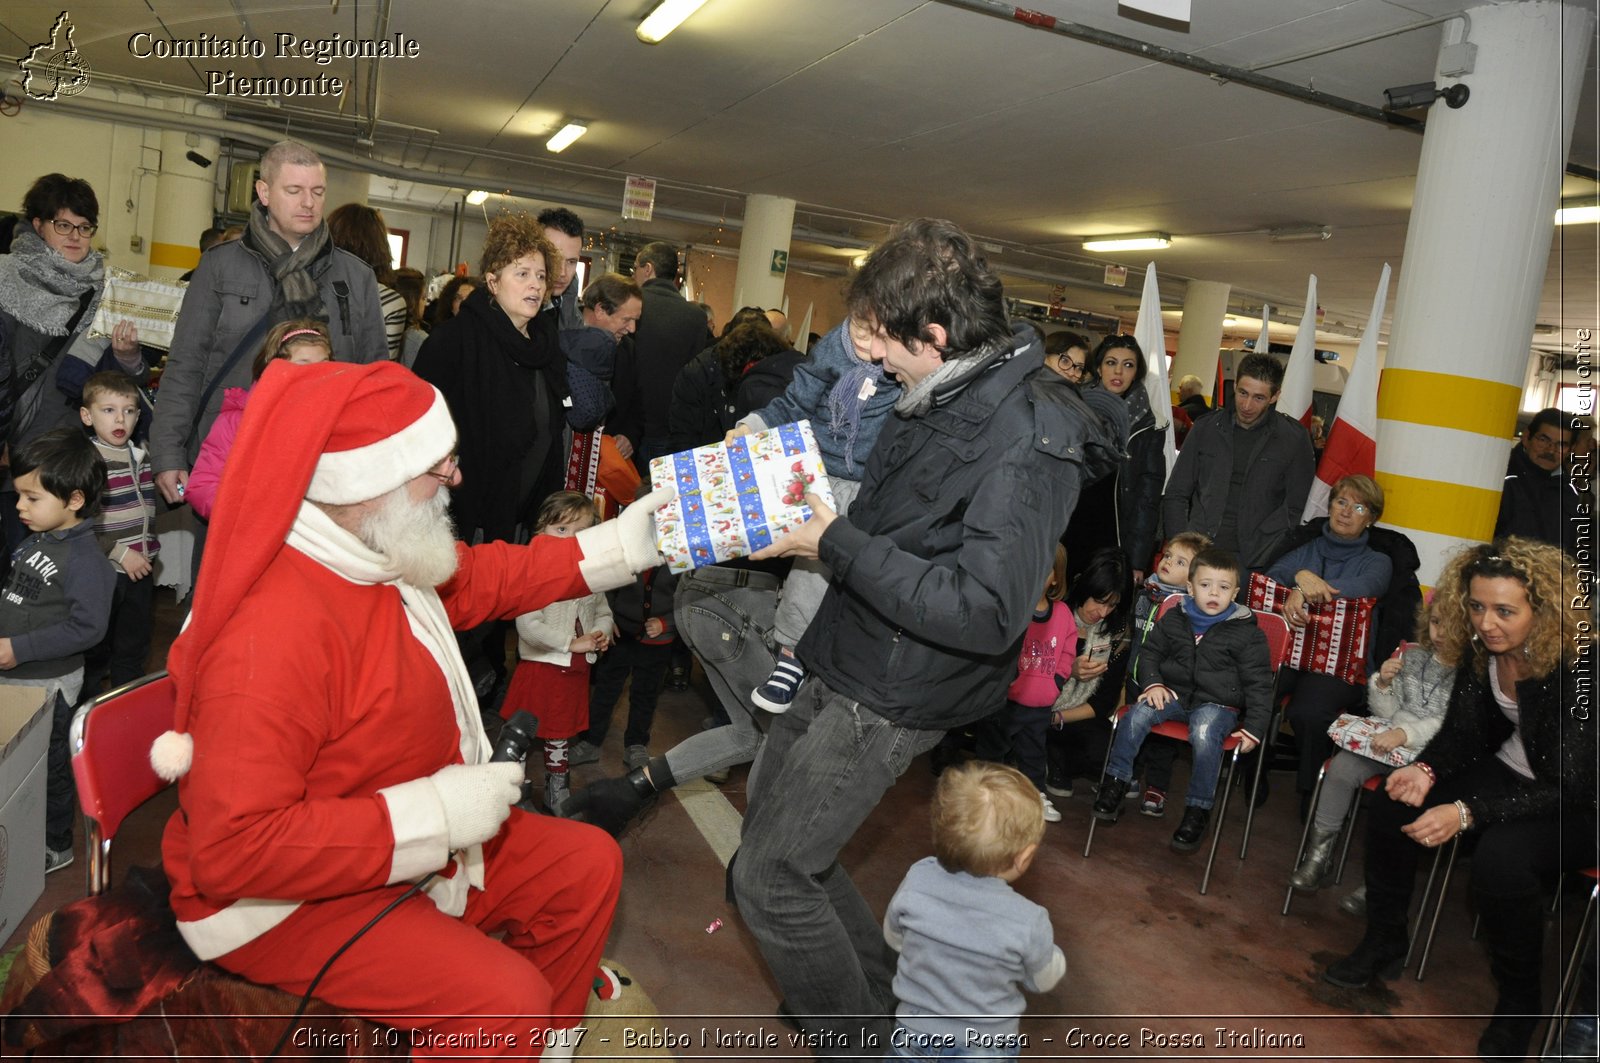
[153,361,666,1059]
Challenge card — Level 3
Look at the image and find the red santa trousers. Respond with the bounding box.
[215,810,621,1059]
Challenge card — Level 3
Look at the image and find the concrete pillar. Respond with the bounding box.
[147,129,218,280]
[733,194,794,315]
[1172,279,1230,399]
[1375,1,1595,583]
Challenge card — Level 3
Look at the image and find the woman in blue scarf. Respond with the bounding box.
[1267,474,1393,812]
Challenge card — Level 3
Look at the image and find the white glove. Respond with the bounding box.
[428,762,523,850]
[620,486,675,572]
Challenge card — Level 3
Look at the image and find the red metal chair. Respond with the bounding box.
[68,671,175,897]
[1083,595,1292,894]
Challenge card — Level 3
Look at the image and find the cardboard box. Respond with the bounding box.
[1326,712,1416,767]
[0,684,53,943]
[650,420,835,573]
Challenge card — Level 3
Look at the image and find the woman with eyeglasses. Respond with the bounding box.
[1323,538,1595,1063]
[1264,475,1398,811]
[0,174,144,472]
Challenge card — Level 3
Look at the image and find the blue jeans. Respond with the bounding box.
[732,676,943,1060]
[668,566,780,784]
[1105,698,1237,809]
[886,1026,1017,1062]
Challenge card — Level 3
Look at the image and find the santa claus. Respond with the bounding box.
[152,359,668,1059]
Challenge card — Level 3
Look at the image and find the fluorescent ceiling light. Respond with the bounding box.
[1082,232,1171,252]
[1556,203,1600,225]
[465,190,488,205]
[1269,225,1333,243]
[545,121,589,153]
[637,0,710,43]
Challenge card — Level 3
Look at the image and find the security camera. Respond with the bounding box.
[185,150,213,168]
[1383,81,1470,111]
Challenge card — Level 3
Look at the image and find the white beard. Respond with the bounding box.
[358,487,460,588]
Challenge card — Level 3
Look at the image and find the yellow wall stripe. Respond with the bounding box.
[1378,369,1522,438]
[1377,472,1502,539]
[149,241,199,270]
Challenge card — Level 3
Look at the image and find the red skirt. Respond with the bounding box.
[503,657,591,739]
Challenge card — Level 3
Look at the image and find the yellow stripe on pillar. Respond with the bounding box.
[1377,472,1503,540]
[149,242,200,270]
[1378,369,1523,437]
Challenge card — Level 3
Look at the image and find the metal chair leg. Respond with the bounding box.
[1082,714,1123,859]
[1540,882,1598,1057]
[1283,763,1329,915]
[1407,835,1461,979]
[1200,748,1241,895]
[1237,706,1279,862]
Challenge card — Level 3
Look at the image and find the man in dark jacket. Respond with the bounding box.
[621,241,712,470]
[1161,352,1316,572]
[1494,407,1580,550]
[729,218,1100,1058]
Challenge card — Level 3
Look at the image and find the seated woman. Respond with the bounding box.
[1042,547,1132,797]
[1323,538,1596,1063]
[1266,475,1394,813]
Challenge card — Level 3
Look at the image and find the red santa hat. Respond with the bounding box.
[151,360,456,781]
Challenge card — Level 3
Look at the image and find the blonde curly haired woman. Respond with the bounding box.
[1323,537,1596,1062]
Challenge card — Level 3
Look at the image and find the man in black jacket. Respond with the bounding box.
[1494,406,1580,550]
[621,241,712,470]
[729,218,1100,1058]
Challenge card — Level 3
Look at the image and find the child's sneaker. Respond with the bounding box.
[44,846,74,875]
[567,739,601,766]
[1044,764,1072,797]
[544,774,571,816]
[624,744,650,771]
[1039,792,1062,823]
[1125,777,1143,799]
[1140,787,1167,817]
[751,655,807,713]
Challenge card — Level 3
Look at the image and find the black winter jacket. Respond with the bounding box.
[1418,653,1597,825]
[1494,442,1584,550]
[631,280,713,446]
[1135,601,1275,740]
[799,325,1109,730]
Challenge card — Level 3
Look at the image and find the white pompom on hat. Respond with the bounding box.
[151,360,456,781]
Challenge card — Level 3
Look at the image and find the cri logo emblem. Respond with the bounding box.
[20,11,92,102]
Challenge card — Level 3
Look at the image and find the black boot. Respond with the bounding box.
[564,756,677,836]
[1475,889,1545,1063]
[1324,920,1409,988]
[1170,805,1210,853]
[1092,777,1127,822]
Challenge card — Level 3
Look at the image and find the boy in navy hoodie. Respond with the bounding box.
[0,428,114,874]
[1092,548,1272,853]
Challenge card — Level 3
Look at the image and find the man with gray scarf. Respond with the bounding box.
[149,140,387,508]
[727,218,1108,1059]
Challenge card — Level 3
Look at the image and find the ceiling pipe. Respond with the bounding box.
[46,93,1356,330]
[933,0,1600,183]
[360,0,393,147]
[1247,12,1468,72]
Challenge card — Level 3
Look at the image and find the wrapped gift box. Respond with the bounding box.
[1326,712,1416,767]
[650,420,835,573]
[88,267,187,351]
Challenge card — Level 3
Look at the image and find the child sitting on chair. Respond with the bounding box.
[1092,547,1273,853]
[1288,600,1451,891]
[884,761,1065,1062]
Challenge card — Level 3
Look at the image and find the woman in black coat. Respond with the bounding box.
[1061,334,1166,580]
[1323,538,1597,1062]
[667,313,789,450]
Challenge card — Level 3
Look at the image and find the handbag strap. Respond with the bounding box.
[17,289,94,386]
[182,313,273,457]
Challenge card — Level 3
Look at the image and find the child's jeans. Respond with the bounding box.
[888,1026,1017,1062]
[1105,698,1237,809]
[772,477,862,649]
[584,639,671,749]
[0,671,84,852]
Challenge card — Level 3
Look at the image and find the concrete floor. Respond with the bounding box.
[9,586,1586,1060]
